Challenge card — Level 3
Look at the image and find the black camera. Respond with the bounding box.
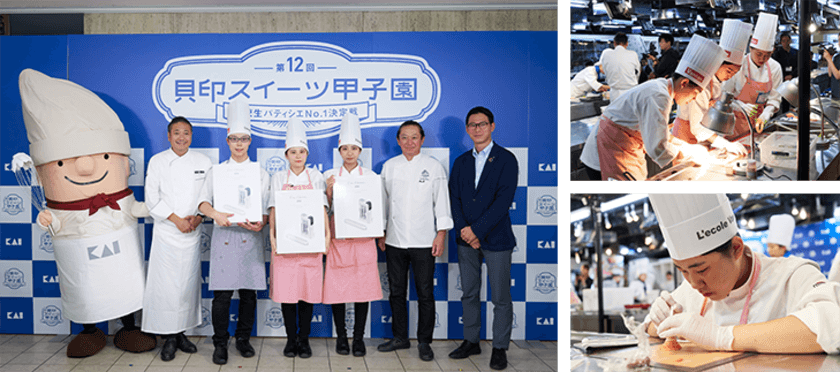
[819,43,837,56]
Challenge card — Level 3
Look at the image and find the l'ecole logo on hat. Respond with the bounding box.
[751,37,758,45]
[725,50,731,57]
[685,67,705,84]
[695,215,736,241]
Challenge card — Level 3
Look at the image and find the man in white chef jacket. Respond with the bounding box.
[571,60,608,99]
[766,214,795,258]
[645,194,840,354]
[376,121,453,362]
[143,116,212,361]
[599,32,640,102]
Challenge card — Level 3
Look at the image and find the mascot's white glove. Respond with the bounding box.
[711,136,748,156]
[658,312,735,351]
[649,291,683,328]
[756,108,775,133]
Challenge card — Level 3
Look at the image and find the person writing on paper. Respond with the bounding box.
[144,116,210,361]
[267,117,330,359]
[645,194,840,354]
[592,35,726,181]
[195,101,269,365]
[766,214,795,258]
[722,12,784,139]
[376,121,453,361]
[671,19,752,156]
[322,113,383,357]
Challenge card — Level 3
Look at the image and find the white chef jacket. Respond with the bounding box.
[580,123,600,171]
[268,167,328,209]
[722,54,783,113]
[676,76,723,143]
[827,251,840,283]
[571,65,603,99]
[381,153,453,249]
[197,158,270,216]
[599,45,640,97]
[600,78,680,167]
[645,253,840,354]
[146,148,212,224]
[628,279,648,303]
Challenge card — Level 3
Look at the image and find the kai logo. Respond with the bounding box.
[537,240,556,249]
[380,272,390,297]
[200,232,212,254]
[3,268,26,290]
[536,317,555,325]
[266,307,284,329]
[40,232,53,254]
[199,307,211,328]
[230,314,238,322]
[381,315,393,323]
[3,193,25,215]
[43,275,59,283]
[307,163,324,172]
[509,202,516,211]
[7,312,24,320]
[311,314,323,323]
[535,195,557,217]
[5,238,22,246]
[265,156,287,175]
[534,272,557,295]
[129,157,137,177]
[87,240,122,261]
[538,163,556,172]
[203,276,211,284]
[41,305,63,327]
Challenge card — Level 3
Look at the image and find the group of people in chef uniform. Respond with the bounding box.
[580,12,787,181]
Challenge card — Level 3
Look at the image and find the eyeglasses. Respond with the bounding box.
[228,136,251,143]
[466,121,490,129]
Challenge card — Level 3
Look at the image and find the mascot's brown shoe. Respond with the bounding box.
[114,328,157,353]
[66,328,106,358]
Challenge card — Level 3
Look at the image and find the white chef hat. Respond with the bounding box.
[675,35,725,89]
[338,113,363,149]
[720,19,753,65]
[767,214,795,248]
[19,68,131,166]
[750,12,778,52]
[284,117,308,153]
[227,100,251,137]
[649,194,738,260]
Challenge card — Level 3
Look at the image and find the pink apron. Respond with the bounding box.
[728,62,772,141]
[269,169,324,304]
[597,115,646,181]
[322,167,383,304]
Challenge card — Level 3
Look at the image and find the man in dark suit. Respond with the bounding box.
[447,106,518,371]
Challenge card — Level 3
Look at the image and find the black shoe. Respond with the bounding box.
[297,337,312,358]
[235,338,256,358]
[377,338,410,352]
[160,337,178,362]
[352,339,366,357]
[283,336,297,358]
[212,343,228,365]
[449,340,481,359]
[490,348,508,370]
[175,333,197,353]
[418,343,434,361]
[335,337,350,355]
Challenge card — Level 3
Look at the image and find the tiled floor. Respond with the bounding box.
[0,334,558,372]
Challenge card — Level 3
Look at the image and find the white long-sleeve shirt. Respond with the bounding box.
[600,45,640,93]
[197,158,271,216]
[676,76,723,143]
[146,148,212,225]
[645,254,840,354]
[381,153,453,249]
[571,65,603,98]
[723,54,783,113]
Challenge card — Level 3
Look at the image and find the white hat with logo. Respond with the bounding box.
[19,68,131,166]
[649,194,738,260]
[338,113,363,149]
[284,117,308,153]
[767,214,795,248]
[226,100,251,137]
[720,19,753,65]
[750,12,778,52]
[675,35,726,89]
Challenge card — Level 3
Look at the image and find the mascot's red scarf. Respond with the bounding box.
[46,188,133,216]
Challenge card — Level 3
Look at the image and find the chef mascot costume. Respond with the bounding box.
[645,194,840,354]
[19,69,156,357]
[766,214,795,258]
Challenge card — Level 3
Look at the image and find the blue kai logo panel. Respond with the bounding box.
[525,302,557,341]
[2,223,32,260]
[32,260,60,298]
[527,226,558,264]
[509,187,527,225]
[369,300,393,339]
[309,304,332,338]
[0,297,33,334]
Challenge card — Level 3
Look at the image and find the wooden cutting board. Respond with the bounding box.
[650,341,754,372]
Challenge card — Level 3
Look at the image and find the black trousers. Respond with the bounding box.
[385,245,435,344]
[281,301,313,340]
[331,302,369,340]
[212,289,257,345]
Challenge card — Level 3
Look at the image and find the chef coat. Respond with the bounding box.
[675,76,723,143]
[571,65,603,99]
[197,158,270,291]
[827,251,840,283]
[599,45,641,100]
[628,278,648,303]
[142,148,212,334]
[381,153,453,248]
[580,123,601,171]
[723,54,783,113]
[599,78,680,168]
[645,253,840,354]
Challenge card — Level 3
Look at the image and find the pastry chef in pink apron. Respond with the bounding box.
[323,113,384,357]
[644,194,840,354]
[267,117,330,359]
